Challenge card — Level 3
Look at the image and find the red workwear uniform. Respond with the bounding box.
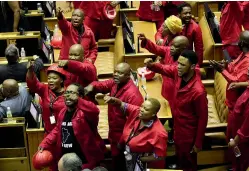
[243,2,249,30]
[64,60,97,88]
[227,87,249,171]
[155,19,203,66]
[58,16,98,63]
[220,2,243,59]
[119,103,168,169]
[141,38,176,110]
[39,98,105,171]
[91,79,144,155]
[136,1,166,29]
[222,51,249,139]
[26,71,65,133]
[79,1,113,41]
[155,27,178,46]
[148,64,208,171]
[73,1,81,9]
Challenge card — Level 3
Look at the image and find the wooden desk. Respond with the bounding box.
[119,8,139,23]
[0,31,40,44]
[197,1,219,21]
[138,74,172,121]
[124,21,157,70]
[44,16,71,31]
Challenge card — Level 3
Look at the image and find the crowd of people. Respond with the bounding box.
[0,1,249,171]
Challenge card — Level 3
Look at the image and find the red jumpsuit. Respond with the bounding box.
[155,26,178,46]
[91,79,144,156]
[243,2,249,30]
[64,60,97,88]
[136,1,166,29]
[221,52,249,139]
[39,98,105,171]
[58,16,98,63]
[119,103,168,169]
[148,64,208,171]
[79,1,113,41]
[155,19,204,66]
[141,38,176,110]
[227,88,249,171]
[220,2,243,59]
[26,71,65,133]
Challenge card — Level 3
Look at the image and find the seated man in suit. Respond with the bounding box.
[0,44,44,84]
[0,79,32,120]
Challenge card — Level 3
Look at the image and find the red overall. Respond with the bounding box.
[227,88,249,171]
[136,1,166,29]
[148,64,208,171]
[243,2,249,30]
[39,98,105,171]
[58,17,98,63]
[220,2,243,59]
[119,104,168,169]
[79,1,113,40]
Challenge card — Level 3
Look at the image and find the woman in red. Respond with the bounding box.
[26,63,67,135]
[106,97,167,170]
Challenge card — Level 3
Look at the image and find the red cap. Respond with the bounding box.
[47,63,67,76]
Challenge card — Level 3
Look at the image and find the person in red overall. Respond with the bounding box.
[145,50,208,171]
[58,44,97,88]
[136,1,166,29]
[139,33,189,145]
[156,3,203,66]
[102,96,167,169]
[26,63,67,135]
[79,1,119,41]
[38,83,105,171]
[227,76,249,171]
[84,62,144,171]
[210,30,249,140]
[243,2,249,30]
[57,8,97,64]
[155,15,183,46]
[220,2,244,59]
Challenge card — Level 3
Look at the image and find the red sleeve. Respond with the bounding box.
[228,2,244,12]
[194,93,208,149]
[39,122,60,149]
[141,38,168,58]
[26,71,46,97]
[87,31,98,63]
[222,65,249,83]
[66,60,97,83]
[194,25,204,66]
[78,98,100,131]
[58,15,70,35]
[91,79,115,94]
[126,91,144,107]
[147,63,176,79]
[125,103,140,119]
[153,134,167,157]
[155,25,164,41]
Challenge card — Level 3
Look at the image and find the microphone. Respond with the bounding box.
[141,85,148,100]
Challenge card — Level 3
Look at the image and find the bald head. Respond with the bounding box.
[113,63,131,85]
[69,44,84,61]
[239,31,249,52]
[240,31,249,44]
[71,9,84,28]
[2,79,19,98]
[170,36,189,58]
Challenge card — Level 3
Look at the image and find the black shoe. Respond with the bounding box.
[168,164,178,169]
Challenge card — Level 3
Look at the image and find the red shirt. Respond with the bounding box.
[79,1,110,20]
[73,1,81,9]
[64,60,97,88]
[119,104,167,169]
[141,39,176,108]
[26,72,65,133]
[91,79,144,143]
[58,16,98,63]
[40,98,105,170]
[155,19,203,66]
[148,64,208,148]
[222,52,249,110]
[136,1,166,22]
[220,2,244,45]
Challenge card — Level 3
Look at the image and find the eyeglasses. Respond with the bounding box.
[64,91,79,95]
